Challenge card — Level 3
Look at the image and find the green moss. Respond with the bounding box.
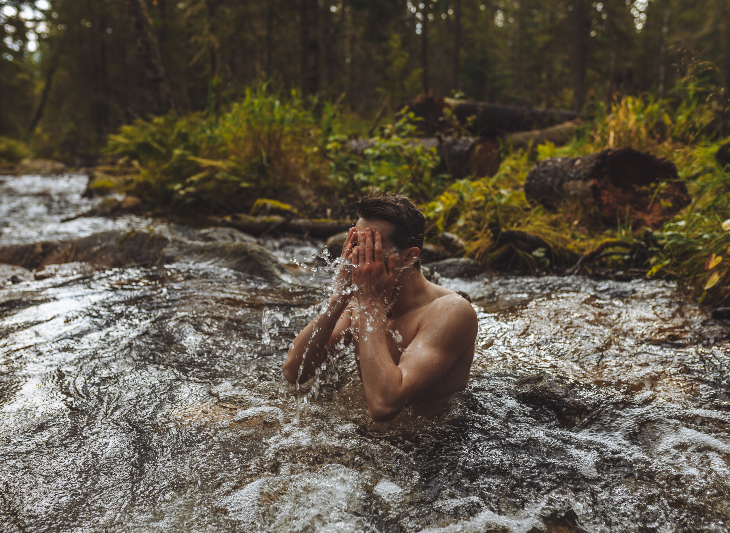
[250,199,299,217]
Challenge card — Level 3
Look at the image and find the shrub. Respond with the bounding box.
[0,136,32,165]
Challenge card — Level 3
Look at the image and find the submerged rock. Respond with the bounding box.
[514,374,599,428]
[0,227,287,280]
[0,264,32,284]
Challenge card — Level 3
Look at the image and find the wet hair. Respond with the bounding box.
[356,193,425,268]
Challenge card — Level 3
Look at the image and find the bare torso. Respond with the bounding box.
[345,282,475,411]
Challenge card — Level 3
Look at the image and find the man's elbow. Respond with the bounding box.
[281,359,300,384]
[367,399,404,422]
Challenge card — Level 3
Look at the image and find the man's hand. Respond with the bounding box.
[331,227,358,301]
[351,229,397,309]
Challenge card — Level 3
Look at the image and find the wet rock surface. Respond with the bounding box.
[1,174,730,532]
[427,257,485,278]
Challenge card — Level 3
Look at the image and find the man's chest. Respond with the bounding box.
[350,309,422,365]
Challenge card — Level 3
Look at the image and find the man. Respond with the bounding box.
[282,194,478,422]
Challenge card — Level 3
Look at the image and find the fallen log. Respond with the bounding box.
[524,147,691,228]
[346,136,501,179]
[222,214,353,238]
[505,120,581,150]
[405,94,578,137]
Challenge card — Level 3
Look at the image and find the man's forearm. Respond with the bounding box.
[357,304,406,421]
[282,294,350,384]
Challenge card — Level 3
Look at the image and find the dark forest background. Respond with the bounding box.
[1,0,729,163]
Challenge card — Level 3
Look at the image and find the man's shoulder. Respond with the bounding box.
[423,286,477,325]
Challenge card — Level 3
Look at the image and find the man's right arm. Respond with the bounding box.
[282,227,357,385]
[282,295,352,384]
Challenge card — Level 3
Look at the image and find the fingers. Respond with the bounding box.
[374,231,384,266]
[357,231,366,267]
[341,227,356,258]
[364,229,374,264]
[351,245,359,267]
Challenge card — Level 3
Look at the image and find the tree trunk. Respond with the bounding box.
[127,0,175,115]
[453,0,461,91]
[524,148,690,228]
[266,0,274,77]
[300,0,320,96]
[97,14,110,137]
[422,4,429,94]
[658,9,669,97]
[347,136,501,179]
[28,43,63,133]
[571,0,587,113]
[408,95,578,136]
[724,5,730,93]
[505,121,581,150]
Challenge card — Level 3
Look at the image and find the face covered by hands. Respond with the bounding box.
[349,228,399,311]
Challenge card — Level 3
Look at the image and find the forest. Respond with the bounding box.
[1,0,730,304]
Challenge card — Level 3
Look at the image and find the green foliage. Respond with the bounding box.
[649,139,730,304]
[105,85,329,210]
[104,85,450,212]
[0,137,33,165]
[325,112,445,201]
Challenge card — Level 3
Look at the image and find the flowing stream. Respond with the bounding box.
[1,174,730,532]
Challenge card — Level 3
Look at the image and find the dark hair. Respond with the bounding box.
[356,193,425,267]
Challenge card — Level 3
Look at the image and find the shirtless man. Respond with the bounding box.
[282,194,478,422]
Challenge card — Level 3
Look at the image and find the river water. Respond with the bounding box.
[1,174,729,532]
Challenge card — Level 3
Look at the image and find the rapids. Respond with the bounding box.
[1,174,729,532]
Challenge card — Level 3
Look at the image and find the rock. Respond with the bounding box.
[514,374,597,428]
[438,232,466,256]
[162,239,286,279]
[13,159,66,175]
[63,195,144,221]
[33,262,100,280]
[119,196,143,212]
[0,228,287,281]
[325,232,348,258]
[419,243,449,264]
[250,199,299,217]
[191,227,257,244]
[427,258,484,278]
[0,263,32,283]
[711,307,730,320]
[717,143,730,169]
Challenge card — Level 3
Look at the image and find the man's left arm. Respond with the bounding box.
[357,297,477,421]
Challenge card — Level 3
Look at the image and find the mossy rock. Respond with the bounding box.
[250,199,299,217]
